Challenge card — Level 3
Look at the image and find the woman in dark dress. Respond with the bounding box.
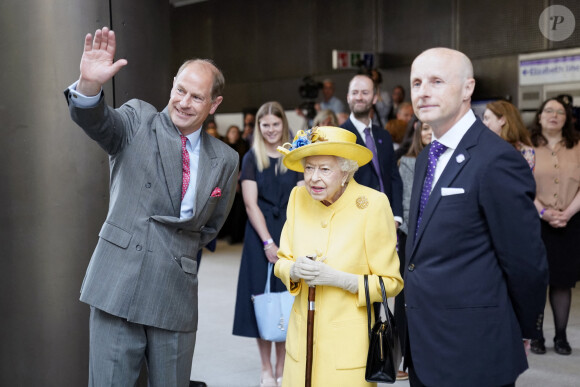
[232,102,302,387]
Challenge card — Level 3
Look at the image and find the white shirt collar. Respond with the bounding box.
[184,128,202,152]
[431,109,476,151]
[349,113,372,139]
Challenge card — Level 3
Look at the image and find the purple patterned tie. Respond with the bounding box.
[363,127,384,192]
[415,140,447,237]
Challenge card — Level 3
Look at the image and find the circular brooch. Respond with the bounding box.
[356,196,369,209]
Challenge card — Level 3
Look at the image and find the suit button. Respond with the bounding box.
[321,221,328,228]
[408,263,415,272]
[136,245,142,251]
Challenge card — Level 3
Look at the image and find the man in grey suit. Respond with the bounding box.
[64,27,238,386]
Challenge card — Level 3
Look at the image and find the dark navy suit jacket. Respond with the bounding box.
[341,118,403,218]
[405,118,548,386]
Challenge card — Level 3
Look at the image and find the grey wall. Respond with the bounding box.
[172,0,580,113]
[1,0,579,385]
[0,0,171,385]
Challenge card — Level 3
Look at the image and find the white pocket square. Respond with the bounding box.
[441,187,465,196]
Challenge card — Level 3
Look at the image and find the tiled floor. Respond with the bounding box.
[190,240,580,387]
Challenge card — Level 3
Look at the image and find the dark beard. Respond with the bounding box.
[352,108,372,121]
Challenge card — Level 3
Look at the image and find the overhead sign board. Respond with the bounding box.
[332,50,374,70]
[520,52,580,86]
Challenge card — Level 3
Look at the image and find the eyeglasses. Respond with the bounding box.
[543,108,566,116]
[304,165,335,177]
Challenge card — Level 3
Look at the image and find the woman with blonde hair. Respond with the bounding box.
[483,100,535,169]
[312,109,338,127]
[232,102,303,386]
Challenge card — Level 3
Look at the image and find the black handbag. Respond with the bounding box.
[364,275,402,383]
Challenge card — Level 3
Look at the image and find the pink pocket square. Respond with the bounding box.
[210,187,222,197]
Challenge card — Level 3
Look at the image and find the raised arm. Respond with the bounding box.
[77,27,128,96]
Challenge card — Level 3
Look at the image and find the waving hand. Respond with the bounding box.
[77,27,128,96]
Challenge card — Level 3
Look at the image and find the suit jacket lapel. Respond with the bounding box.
[371,125,385,176]
[409,122,480,258]
[156,111,182,215]
[407,148,428,253]
[345,118,382,181]
[348,120,364,146]
[412,147,471,250]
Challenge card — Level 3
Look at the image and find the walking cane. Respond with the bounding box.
[305,255,316,387]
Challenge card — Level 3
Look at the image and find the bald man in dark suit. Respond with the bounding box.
[404,47,548,387]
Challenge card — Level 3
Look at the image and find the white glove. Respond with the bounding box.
[305,260,359,294]
[290,256,319,282]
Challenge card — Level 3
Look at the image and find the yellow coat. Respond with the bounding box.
[275,180,403,387]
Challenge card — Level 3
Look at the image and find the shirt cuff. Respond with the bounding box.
[67,81,102,108]
[394,216,403,225]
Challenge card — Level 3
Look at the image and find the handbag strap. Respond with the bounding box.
[364,275,372,340]
[364,275,392,340]
[264,262,273,295]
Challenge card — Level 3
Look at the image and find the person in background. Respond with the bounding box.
[483,100,535,170]
[219,125,249,244]
[398,121,432,256]
[385,102,414,151]
[394,116,420,161]
[204,120,220,139]
[275,126,403,386]
[387,85,406,121]
[369,68,391,128]
[395,120,432,381]
[530,97,580,356]
[385,119,407,150]
[405,47,547,387]
[232,102,303,387]
[242,108,257,145]
[65,27,238,387]
[341,73,404,228]
[312,109,338,127]
[317,79,347,119]
[225,125,244,150]
[395,102,414,124]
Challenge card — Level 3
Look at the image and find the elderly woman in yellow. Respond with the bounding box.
[274,126,403,386]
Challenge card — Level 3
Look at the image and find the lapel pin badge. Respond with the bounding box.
[456,154,465,164]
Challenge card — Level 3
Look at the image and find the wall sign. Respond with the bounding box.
[332,50,374,70]
[520,54,580,86]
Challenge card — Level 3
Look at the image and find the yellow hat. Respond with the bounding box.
[278,126,373,172]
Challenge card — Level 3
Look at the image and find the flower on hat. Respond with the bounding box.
[281,127,326,152]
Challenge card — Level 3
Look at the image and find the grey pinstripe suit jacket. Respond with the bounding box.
[66,93,238,332]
